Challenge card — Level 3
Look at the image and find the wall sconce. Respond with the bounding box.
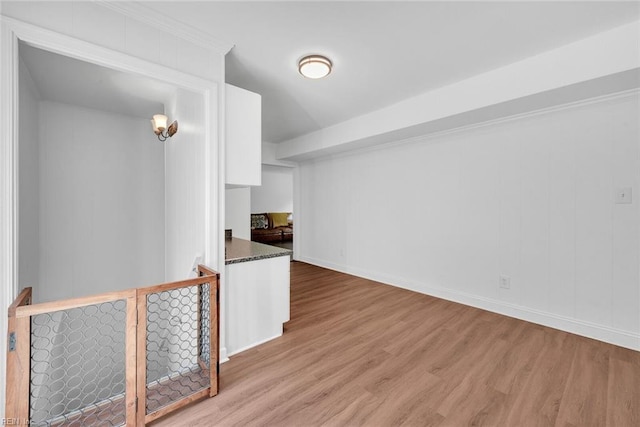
[151,114,178,142]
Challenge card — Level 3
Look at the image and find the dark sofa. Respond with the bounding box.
[251,212,293,244]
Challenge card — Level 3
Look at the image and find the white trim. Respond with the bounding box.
[226,332,283,358]
[0,18,19,421]
[292,166,302,260]
[219,347,229,364]
[203,85,213,272]
[0,16,213,93]
[96,0,234,55]
[217,52,227,365]
[299,256,640,351]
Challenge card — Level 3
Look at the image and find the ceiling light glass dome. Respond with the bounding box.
[298,55,332,79]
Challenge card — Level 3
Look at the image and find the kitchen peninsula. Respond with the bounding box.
[225,237,291,356]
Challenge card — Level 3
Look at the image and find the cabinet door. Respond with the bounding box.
[225,84,261,186]
[225,256,289,356]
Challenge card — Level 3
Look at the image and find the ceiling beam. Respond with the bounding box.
[277,20,640,162]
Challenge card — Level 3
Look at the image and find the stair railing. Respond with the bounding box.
[5,265,219,426]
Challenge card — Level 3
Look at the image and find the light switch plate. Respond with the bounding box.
[615,187,632,204]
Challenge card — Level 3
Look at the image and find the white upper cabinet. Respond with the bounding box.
[225,84,261,186]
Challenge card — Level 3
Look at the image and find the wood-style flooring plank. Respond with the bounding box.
[607,357,640,425]
[151,262,640,427]
[502,331,578,426]
[555,339,610,426]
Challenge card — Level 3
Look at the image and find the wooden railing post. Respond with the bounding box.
[136,293,147,426]
[197,265,220,397]
[210,274,220,397]
[5,287,32,425]
[125,293,138,426]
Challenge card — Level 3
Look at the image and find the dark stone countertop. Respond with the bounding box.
[225,237,292,265]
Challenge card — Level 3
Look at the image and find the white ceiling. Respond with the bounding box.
[145,1,640,143]
[19,42,177,119]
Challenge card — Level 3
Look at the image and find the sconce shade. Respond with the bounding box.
[151,114,168,135]
[298,55,332,79]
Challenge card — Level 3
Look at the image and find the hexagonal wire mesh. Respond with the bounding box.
[145,283,210,414]
[30,300,127,426]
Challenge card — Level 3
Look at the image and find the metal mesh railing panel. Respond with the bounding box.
[199,283,211,364]
[145,283,210,414]
[30,300,127,426]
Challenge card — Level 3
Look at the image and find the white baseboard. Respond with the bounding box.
[219,347,229,364]
[226,332,283,358]
[299,256,640,351]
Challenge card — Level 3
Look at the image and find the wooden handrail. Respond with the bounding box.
[15,289,136,319]
[15,274,217,318]
[135,275,215,297]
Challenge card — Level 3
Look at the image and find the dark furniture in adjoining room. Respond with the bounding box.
[251,212,293,244]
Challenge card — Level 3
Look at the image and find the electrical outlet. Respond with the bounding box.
[499,275,511,289]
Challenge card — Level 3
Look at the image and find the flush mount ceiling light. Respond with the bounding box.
[150,114,178,142]
[298,55,332,79]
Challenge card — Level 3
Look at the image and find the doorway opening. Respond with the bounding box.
[250,165,294,255]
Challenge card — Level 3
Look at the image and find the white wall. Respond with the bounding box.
[297,92,640,350]
[251,165,294,213]
[225,188,250,240]
[36,101,165,303]
[165,88,206,281]
[18,56,40,291]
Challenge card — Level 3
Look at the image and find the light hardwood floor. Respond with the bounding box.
[152,262,640,426]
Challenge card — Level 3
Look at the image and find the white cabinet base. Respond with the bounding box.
[225,256,290,356]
